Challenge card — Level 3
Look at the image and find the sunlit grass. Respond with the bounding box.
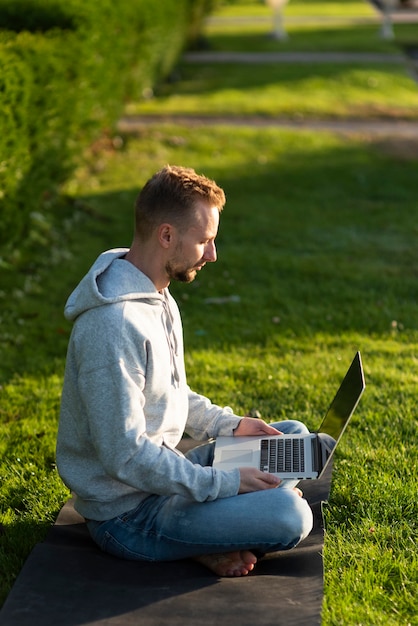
[125,1,418,120]
[126,61,418,119]
[202,0,417,53]
[214,0,377,19]
[202,23,415,53]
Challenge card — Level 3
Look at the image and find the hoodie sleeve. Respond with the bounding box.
[185,388,243,440]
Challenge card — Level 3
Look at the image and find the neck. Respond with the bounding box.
[124,245,169,291]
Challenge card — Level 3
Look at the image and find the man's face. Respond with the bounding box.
[165,201,219,284]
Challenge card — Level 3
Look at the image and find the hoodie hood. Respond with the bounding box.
[64,248,163,321]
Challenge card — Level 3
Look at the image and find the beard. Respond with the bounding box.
[165,260,199,283]
[165,240,205,283]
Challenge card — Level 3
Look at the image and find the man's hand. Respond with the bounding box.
[234,418,283,493]
[234,416,282,437]
[238,467,281,493]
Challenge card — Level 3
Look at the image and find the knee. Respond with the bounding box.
[294,496,313,543]
[276,492,313,548]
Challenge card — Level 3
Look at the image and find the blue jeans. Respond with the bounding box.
[86,420,313,562]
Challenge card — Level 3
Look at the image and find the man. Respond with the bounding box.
[57,165,313,577]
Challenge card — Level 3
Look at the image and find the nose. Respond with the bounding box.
[204,240,217,263]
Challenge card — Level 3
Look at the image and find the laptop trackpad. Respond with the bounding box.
[220,450,254,463]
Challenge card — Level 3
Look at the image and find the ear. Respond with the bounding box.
[158,223,175,249]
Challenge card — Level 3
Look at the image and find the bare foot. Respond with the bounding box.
[194,550,257,577]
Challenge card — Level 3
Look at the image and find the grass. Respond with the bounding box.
[205,0,418,54]
[202,23,418,53]
[127,62,418,119]
[126,5,418,119]
[214,0,377,18]
[1,124,417,622]
[1,0,418,622]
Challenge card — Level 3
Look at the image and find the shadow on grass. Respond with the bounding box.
[0,517,56,606]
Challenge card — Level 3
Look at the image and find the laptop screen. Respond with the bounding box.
[317,351,365,443]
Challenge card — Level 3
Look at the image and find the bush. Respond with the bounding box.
[0,0,212,256]
[0,27,90,255]
[0,43,31,246]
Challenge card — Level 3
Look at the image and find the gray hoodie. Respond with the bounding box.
[56,249,241,521]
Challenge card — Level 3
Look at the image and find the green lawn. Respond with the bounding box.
[1,123,417,622]
[126,3,418,120]
[202,22,418,53]
[1,1,418,623]
[127,62,418,119]
[214,0,377,18]
[206,0,418,53]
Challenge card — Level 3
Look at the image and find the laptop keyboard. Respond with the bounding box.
[260,438,305,473]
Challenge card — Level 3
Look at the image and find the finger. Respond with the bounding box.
[258,479,281,490]
[260,424,283,435]
[259,472,281,487]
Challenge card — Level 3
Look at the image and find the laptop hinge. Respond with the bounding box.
[311,437,321,473]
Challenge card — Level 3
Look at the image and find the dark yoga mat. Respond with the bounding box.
[0,442,332,626]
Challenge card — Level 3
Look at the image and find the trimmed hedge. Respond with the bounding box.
[0,43,31,247]
[0,0,213,255]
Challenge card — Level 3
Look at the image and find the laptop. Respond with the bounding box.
[213,351,365,480]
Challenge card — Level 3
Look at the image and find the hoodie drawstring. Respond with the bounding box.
[162,293,180,387]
